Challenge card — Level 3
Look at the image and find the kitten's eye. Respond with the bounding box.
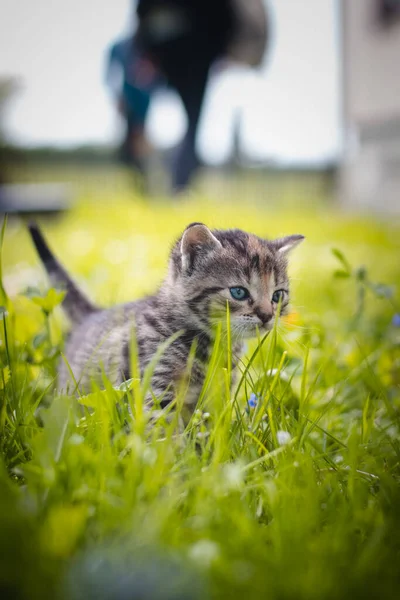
[272,289,285,303]
[230,287,250,301]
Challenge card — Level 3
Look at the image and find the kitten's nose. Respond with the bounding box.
[255,308,273,325]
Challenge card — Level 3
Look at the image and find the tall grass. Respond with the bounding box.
[1,184,400,599]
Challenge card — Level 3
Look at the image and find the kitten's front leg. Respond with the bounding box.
[146,349,205,429]
[145,387,185,436]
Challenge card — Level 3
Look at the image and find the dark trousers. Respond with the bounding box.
[167,60,210,191]
[136,1,233,189]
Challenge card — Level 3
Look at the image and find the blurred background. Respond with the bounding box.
[0,0,399,311]
[0,0,340,161]
[1,1,340,187]
[0,0,398,210]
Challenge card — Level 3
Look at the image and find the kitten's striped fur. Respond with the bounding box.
[29,223,303,413]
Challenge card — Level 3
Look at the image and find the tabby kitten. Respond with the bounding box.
[29,223,303,413]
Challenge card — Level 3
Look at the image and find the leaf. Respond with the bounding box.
[31,288,66,314]
[333,270,350,279]
[355,266,367,282]
[79,388,124,408]
[0,366,10,390]
[40,504,88,558]
[11,295,44,343]
[23,286,43,299]
[331,248,351,274]
[33,331,48,349]
[0,216,9,308]
[115,378,140,393]
[79,377,147,411]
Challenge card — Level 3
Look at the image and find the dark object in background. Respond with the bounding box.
[228,0,269,67]
[63,546,207,600]
[0,183,70,215]
[136,0,268,192]
[377,0,400,26]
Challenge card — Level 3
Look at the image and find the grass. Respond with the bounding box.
[1,169,400,599]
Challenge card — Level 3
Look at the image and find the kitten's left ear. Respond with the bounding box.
[181,223,222,272]
[272,234,305,255]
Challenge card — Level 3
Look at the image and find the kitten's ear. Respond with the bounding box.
[181,223,222,272]
[272,234,305,255]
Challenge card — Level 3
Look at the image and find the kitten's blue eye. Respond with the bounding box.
[230,287,249,301]
[272,290,285,303]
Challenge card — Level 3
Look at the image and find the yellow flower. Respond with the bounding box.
[282,311,301,326]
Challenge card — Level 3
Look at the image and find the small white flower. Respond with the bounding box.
[268,368,290,382]
[68,434,84,446]
[189,540,220,567]
[222,462,244,490]
[143,447,157,466]
[277,430,292,446]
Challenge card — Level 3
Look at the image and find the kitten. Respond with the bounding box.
[29,223,303,414]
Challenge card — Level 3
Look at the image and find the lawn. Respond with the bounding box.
[1,169,400,599]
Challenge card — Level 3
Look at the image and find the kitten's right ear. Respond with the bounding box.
[272,234,305,255]
[180,223,222,272]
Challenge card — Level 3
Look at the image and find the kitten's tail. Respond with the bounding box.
[28,223,99,324]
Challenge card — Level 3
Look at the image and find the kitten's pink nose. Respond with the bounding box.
[255,308,273,325]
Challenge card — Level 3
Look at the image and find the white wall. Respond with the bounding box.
[343,0,400,125]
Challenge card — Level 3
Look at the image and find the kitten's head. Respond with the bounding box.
[169,223,304,337]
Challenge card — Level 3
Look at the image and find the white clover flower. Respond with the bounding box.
[68,434,84,446]
[196,431,210,439]
[143,446,157,466]
[222,462,244,490]
[277,430,292,446]
[189,540,220,567]
[268,368,290,382]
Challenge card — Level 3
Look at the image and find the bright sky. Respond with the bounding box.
[0,0,341,166]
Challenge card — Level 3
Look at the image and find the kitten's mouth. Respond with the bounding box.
[211,316,275,338]
[231,321,274,339]
[255,323,274,336]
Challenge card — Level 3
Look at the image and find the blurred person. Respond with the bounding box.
[377,0,400,26]
[136,0,268,192]
[106,35,161,177]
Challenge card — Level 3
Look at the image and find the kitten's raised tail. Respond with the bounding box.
[28,223,98,324]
